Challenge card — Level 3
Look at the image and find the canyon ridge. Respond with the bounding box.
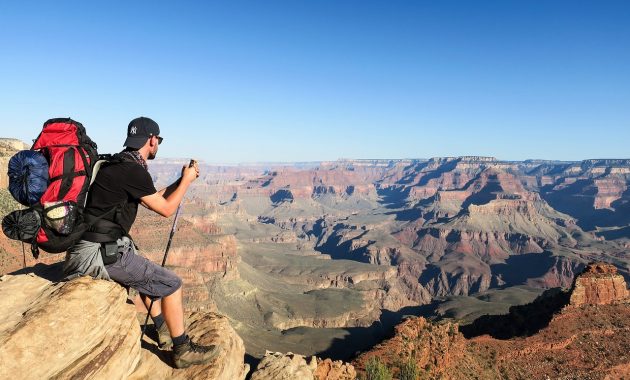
[1,138,629,378]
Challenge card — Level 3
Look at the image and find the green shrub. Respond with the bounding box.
[365,357,392,380]
[448,323,456,337]
[399,358,420,380]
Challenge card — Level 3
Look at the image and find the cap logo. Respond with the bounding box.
[130,126,137,135]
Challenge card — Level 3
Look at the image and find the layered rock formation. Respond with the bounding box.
[130,207,239,279]
[569,262,629,306]
[313,358,357,380]
[0,274,248,380]
[250,351,356,380]
[128,208,240,310]
[239,164,386,200]
[353,261,630,379]
[2,136,630,365]
[130,312,249,380]
[160,155,629,358]
[250,352,318,380]
[0,274,140,379]
[352,317,466,379]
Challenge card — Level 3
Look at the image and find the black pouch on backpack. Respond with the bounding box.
[100,242,119,265]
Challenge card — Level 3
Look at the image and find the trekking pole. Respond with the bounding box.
[140,159,196,343]
[140,202,183,343]
[21,242,26,269]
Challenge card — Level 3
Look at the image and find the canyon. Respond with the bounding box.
[353,263,630,379]
[1,260,626,379]
[1,138,629,377]
[140,155,630,361]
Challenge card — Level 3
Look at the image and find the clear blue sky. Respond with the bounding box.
[0,1,628,163]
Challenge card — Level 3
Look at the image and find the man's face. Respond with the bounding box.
[148,135,160,160]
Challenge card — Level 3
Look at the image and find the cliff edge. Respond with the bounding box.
[569,262,629,306]
[0,274,249,380]
[352,262,630,379]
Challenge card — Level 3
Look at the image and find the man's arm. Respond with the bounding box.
[139,179,180,209]
[157,178,182,198]
[141,164,198,217]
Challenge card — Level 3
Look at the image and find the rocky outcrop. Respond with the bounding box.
[593,177,627,209]
[160,235,239,277]
[569,262,629,306]
[250,352,356,380]
[130,210,240,280]
[460,262,630,340]
[0,274,248,380]
[250,351,317,380]
[0,138,29,189]
[130,312,249,380]
[0,138,29,153]
[355,264,630,379]
[525,254,583,289]
[267,304,381,330]
[421,264,493,297]
[171,267,218,311]
[0,274,141,379]
[313,358,357,380]
[246,166,383,200]
[352,317,467,379]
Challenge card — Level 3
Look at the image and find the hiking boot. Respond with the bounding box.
[172,339,222,369]
[157,323,173,350]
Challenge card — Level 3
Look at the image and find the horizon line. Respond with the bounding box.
[151,156,630,166]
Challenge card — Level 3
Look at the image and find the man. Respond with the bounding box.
[63,117,220,369]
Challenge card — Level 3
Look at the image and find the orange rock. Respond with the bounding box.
[314,358,356,380]
[569,262,629,306]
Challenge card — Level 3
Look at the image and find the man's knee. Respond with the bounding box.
[154,268,182,299]
[172,276,183,293]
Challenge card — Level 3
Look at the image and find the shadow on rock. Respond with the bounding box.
[314,304,440,362]
[140,339,173,367]
[9,262,64,282]
[376,186,411,209]
[490,251,556,286]
[459,287,570,339]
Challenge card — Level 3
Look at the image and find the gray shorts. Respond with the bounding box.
[105,246,182,299]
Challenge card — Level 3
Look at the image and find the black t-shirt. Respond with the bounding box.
[84,161,157,234]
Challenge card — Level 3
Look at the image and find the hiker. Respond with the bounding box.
[63,117,220,369]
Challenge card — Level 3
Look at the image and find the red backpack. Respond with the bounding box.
[2,118,99,257]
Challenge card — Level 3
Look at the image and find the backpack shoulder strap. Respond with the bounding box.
[81,203,126,243]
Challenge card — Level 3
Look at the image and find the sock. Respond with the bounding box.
[151,314,165,330]
[172,333,189,347]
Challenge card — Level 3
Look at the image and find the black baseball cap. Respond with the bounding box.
[123,117,161,149]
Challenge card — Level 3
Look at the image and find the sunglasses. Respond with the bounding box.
[150,134,163,145]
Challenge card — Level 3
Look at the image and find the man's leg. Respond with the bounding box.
[134,293,162,316]
[136,292,181,349]
[160,286,185,338]
[107,250,183,333]
[136,288,185,337]
[106,250,220,368]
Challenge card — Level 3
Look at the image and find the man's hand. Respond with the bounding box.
[142,160,199,217]
[181,161,199,184]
